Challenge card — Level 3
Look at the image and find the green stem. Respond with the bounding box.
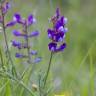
[0,48,5,70]
[24,24,31,63]
[43,52,53,87]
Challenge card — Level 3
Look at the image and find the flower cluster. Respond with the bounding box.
[0,1,11,14]
[0,1,11,24]
[47,8,68,52]
[10,13,41,63]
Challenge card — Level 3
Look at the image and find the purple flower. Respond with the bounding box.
[15,53,24,58]
[29,31,39,37]
[30,50,37,55]
[6,2,11,10]
[11,40,21,47]
[2,2,11,14]
[47,8,68,52]
[33,57,42,63]
[48,42,57,51]
[6,21,16,27]
[55,43,66,52]
[48,42,66,52]
[13,13,22,23]
[11,40,22,49]
[12,13,36,26]
[12,30,26,37]
[27,14,36,26]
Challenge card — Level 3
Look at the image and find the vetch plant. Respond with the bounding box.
[44,7,68,88]
[0,1,17,76]
[37,8,68,96]
[10,13,41,63]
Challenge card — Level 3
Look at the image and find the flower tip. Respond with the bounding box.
[56,7,60,17]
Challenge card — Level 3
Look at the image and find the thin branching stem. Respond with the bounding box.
[1,6,17,76]
[43,52,53,88]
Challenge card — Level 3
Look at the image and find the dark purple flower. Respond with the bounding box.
[47,8,68,52]
[6,21,16,27]
[27,14,36,26]
[55,43,66,52]
[47,29,54,39]
[13,13,24,24]
[48,42,57,51]
[53,32,64,42]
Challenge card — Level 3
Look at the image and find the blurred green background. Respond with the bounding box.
[0,0,96,96]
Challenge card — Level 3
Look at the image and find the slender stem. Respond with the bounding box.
[38,75,42,96]
[1,6,17,76]
[1,6,9,57]
[0,48,5,70]
[43,52,53,87]
[24,24,31,63]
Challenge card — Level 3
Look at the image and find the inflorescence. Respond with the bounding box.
[8,13,41,63]
[47,8,68,52]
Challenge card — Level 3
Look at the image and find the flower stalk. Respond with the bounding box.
[24,23,31,63]
[43,52,53,87]
[0,2,17,77]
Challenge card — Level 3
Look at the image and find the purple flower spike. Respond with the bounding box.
[11,13,40,63]
[15,53,24,58]
[47,8,68,52]
[29,31,39,37]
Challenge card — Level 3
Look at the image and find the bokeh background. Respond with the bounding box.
[0,0,96,96]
